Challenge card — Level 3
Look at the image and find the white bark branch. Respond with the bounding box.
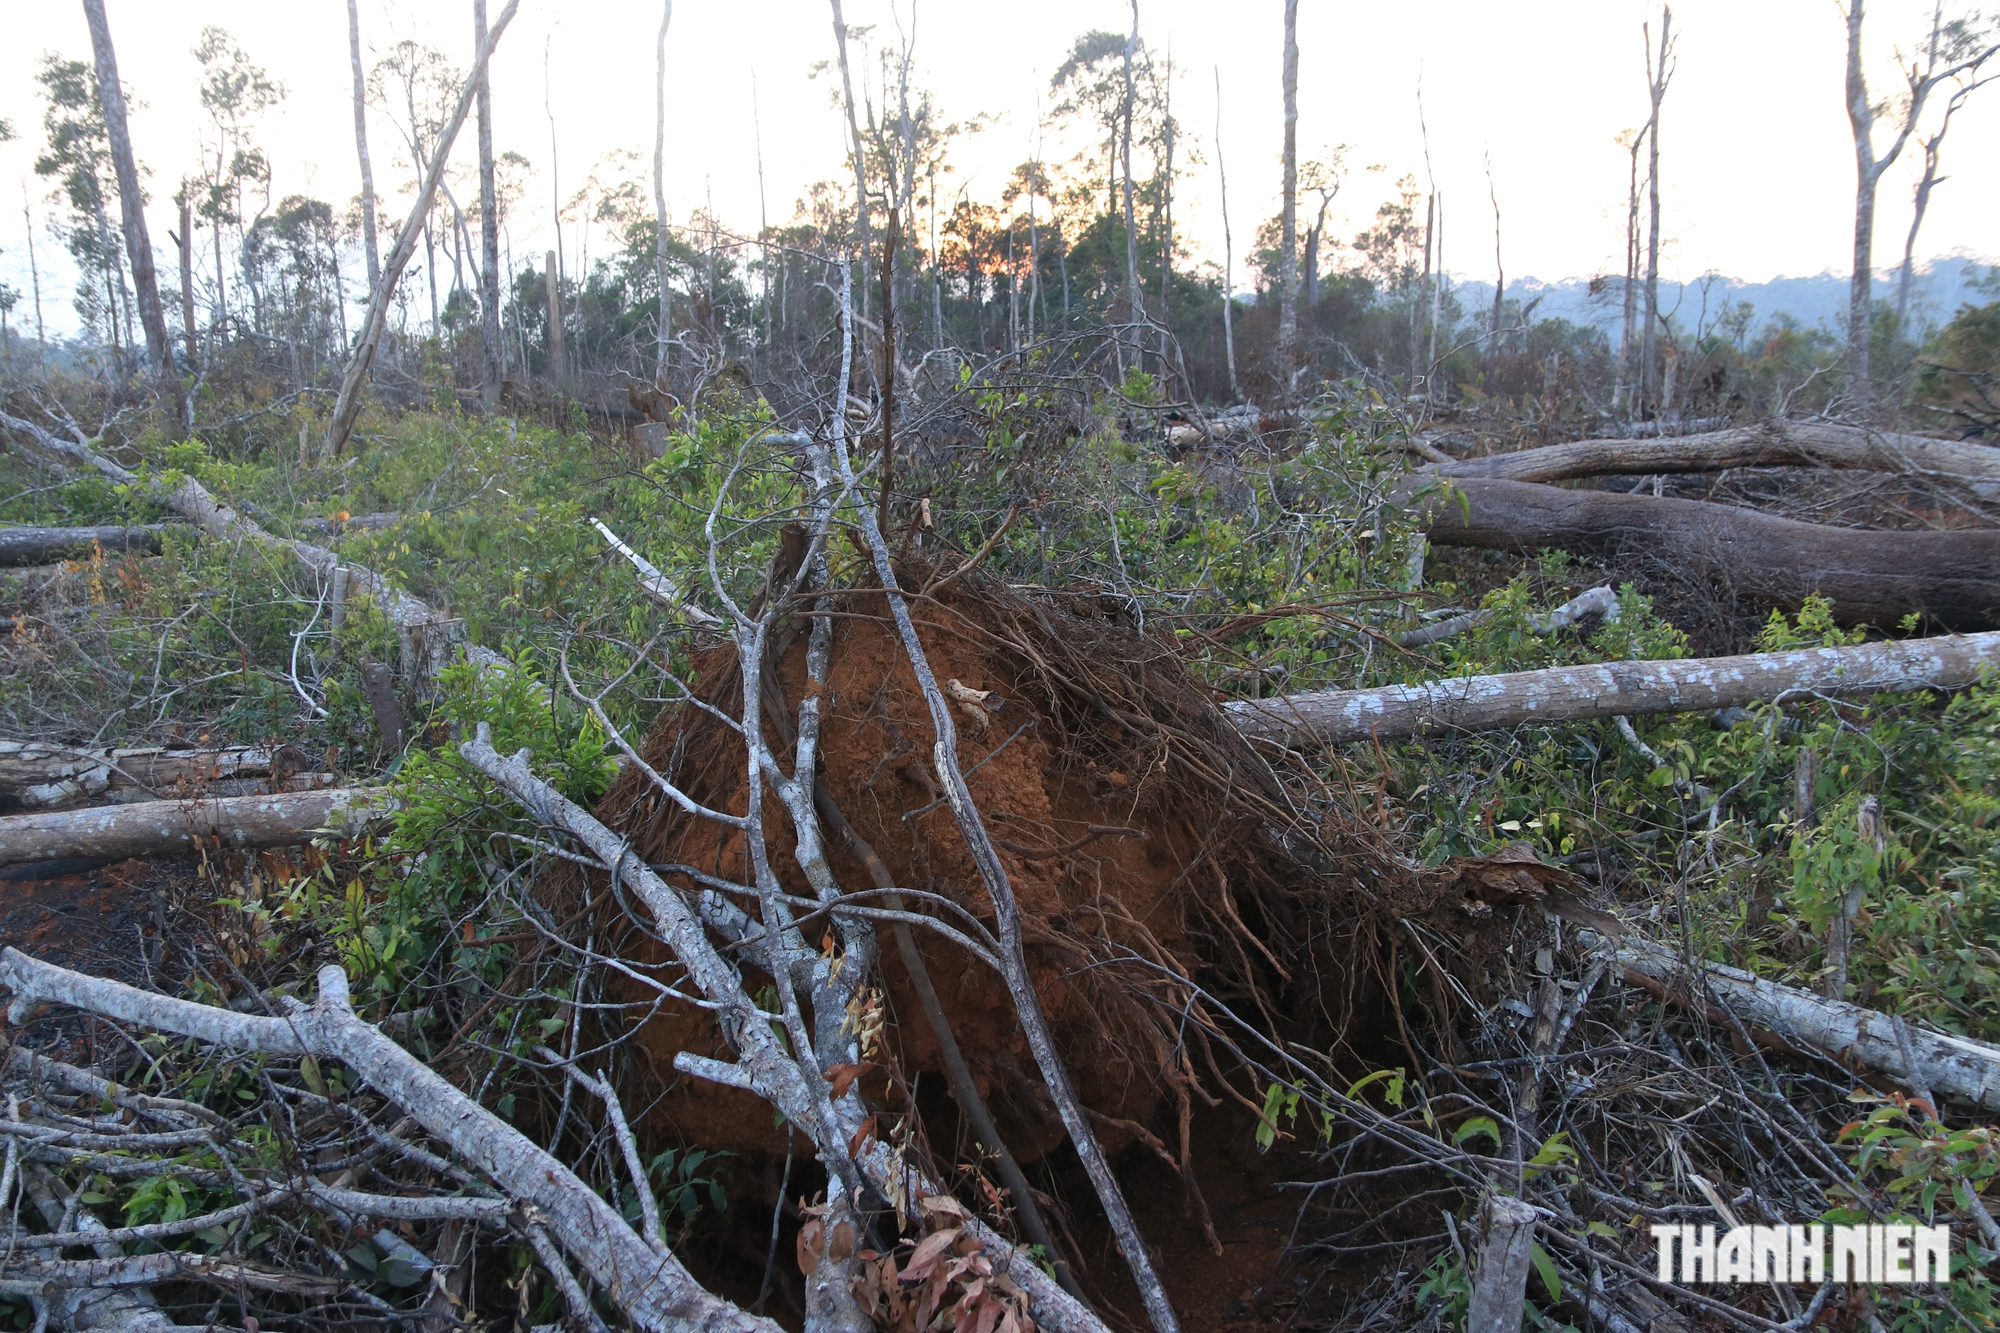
[0,949,774,1333]
[1438,419,2000,487]
[1606,934,2000,1113]
[1233,630,2000,747]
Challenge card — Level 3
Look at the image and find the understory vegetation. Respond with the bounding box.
[3,364,1999,1328]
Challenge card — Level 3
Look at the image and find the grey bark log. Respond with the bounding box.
[1466,1194,1539,1333]
[1438,420,2000,487]
[0,525,168,566]
[1230,629,2000,746]
[0,787,389,868]
[1607,934,2000,1112]
[323,1,519,457]
[1397,584,1618,649]
[1411,475,2000,630]
[0,742,299,807]
[0,952,774,1333]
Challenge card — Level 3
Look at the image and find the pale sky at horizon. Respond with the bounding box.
[2,0,1995,338]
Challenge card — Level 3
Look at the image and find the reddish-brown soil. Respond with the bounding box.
[0,855,174,977]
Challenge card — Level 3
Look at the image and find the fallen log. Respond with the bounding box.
[1229,629,2000,746]
[0,410,505,680]
[1438,419,2000,486]
[0,524,172,566]
[0,741,313,810]
[1607,935,2000,1113]
[0,787,391,868]
[1411,476,2000,629]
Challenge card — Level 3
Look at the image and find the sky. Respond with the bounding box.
[1,0,1995,339]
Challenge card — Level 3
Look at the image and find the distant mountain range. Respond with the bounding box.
[1447,254,1997,345]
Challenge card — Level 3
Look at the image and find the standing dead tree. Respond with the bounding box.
[322,0,520,459]
[1894,67,1996,327]
[1841,0,1998,402]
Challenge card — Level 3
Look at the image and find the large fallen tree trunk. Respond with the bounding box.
[1229,629,2000,746]
[0,741,314,810]
[0,787,389,868]
[1438,419,2000,486]
[1410,475,2000,630]
[1606,934,2000,1113]
[0,525,171,566]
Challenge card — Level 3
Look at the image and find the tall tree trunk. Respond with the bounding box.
[1027,157,1041,347]
[544,249,564,385]
[753,69,769,352]
[322,0,519,458]
[827,0,873,312]
[1411,193,1432,388]
[347,0,381,299]
[23,189,47,359]
[1214,66,1240,402]
[175,195,196,362]
[1642,8,1670,413]
[1277,0,1300,399]
[1119,0,1144,366]
[1427,193,1442,393]
[1158,44,1173,371]
[1614,128,1642,411]
[1845,0,1879,399]
[476,0,504,409]
[82,0,171,381]
[1488,160,1504,361]
[1896,84,1972,329]
[651,0,675,381]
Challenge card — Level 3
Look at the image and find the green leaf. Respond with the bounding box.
[1255,1083,1284,1153]
[1453,1116,1503,1150]
[1346,1067,1407,1108]
[1529,1240,1562,1303]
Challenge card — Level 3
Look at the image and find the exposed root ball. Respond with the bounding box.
[582,570,1479,1174]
